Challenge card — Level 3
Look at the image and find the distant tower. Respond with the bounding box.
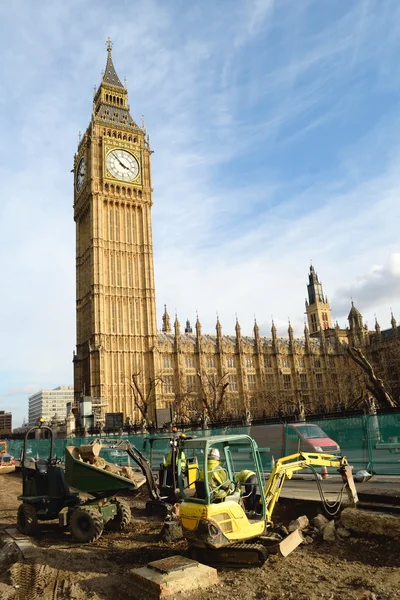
[348,302,365,346]
[305,265,332,335]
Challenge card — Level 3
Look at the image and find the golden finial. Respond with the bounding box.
[78,131,82,143]
[106,36,113,52]
[141,114,146,130]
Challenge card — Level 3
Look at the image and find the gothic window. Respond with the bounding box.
[163,375,174,394]
[283,374,291,389]
[126,212,131,243]
[135,299,140,330]
[127,258,132,287]
[226,357,235,368]
[111,301,116,333]
[266,374,274,387]
[186,375,195,392]
[247,375,256,390]
[311,313,317,332]
[109,255,114,286]
[314,359,321,368]
[206,357,214,368]
[116,256,120,286]
[109,208,114,241]
[113,354,118,384]
[246,357,253,368]
[316,373,323,388]
[115,209,119,240]
[298,358,305,368]
[229,375,237,391]
[129,302,134,333]
[264,357,272,368]
[300,373,308,389]
[117,301,122,332]
[282,358,289,368]
[163,356,172,369]
[185,356,194,369]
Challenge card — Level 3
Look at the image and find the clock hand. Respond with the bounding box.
[112,152,129,169]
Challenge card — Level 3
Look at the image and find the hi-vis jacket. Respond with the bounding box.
[200,459,233,499]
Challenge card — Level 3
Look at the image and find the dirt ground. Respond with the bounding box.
[0,472,399,600]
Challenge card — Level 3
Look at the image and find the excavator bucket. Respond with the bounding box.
[279,529,304,557]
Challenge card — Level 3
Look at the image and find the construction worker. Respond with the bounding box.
[165,433,187,472]
[200,448,234,501]
[236,469,258,512]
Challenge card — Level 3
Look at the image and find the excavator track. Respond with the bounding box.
[189,542,269,568]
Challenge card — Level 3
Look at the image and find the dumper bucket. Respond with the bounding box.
[64,446,139,496]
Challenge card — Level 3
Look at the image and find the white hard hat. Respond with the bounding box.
[208,448,220,460]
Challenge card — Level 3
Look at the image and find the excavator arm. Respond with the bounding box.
[263,452,358,522]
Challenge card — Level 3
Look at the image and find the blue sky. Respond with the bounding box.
[1,0,400,426]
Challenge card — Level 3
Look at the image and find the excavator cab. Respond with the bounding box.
[177,434,359,567]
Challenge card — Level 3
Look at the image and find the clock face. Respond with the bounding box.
[76,157,86,192]
[106,149,139,181]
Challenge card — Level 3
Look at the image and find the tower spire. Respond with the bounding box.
[93,41,138,129]
[162,305,171,333]
[305,264,332,335]
[102,37,124,88]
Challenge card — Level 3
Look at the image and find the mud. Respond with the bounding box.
[0,472,399,600]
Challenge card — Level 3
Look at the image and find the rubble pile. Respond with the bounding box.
[78,444,136,481]
[286,507,400,544]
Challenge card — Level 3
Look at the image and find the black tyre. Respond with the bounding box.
[104,499,131,532]
[17,503,38,536]
[69,506,104,543]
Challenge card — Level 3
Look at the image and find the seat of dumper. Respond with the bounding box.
[47,466,79,500]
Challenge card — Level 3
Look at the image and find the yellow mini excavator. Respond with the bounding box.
[176,434,358,567]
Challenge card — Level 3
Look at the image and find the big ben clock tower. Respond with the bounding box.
[73,39,158,422]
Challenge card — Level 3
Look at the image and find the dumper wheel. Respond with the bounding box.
[17,503,38,536]
[105,499,131,532]
[69,506,104,543]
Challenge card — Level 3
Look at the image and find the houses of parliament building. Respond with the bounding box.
[73,43,399,428]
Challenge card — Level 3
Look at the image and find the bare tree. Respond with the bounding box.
[347,346,397,409]
[196,371,230,423]
[128,370,165,430]
[172,390,199,425]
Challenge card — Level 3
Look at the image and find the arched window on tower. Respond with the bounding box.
[115,208,119,240]
[126,212,131,243]
[109,208,114,241]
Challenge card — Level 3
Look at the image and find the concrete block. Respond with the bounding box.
[341,508,400,540]
[130,555,219,599]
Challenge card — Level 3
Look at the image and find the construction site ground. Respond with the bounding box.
[1,472,400,600]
